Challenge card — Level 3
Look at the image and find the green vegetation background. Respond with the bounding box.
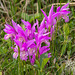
[0,0,75,75]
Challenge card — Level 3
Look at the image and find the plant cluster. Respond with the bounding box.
[3,3,70,66]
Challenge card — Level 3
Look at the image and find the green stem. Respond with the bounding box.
[23,61,27,75]
[49,26,51,37]
[18,47,21,75]
[56,21,58,37]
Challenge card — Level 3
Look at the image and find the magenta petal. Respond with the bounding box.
[21,19,31,29]
[49,5,54,19]
[21,19,28,26]
[27,39,35,48]
[53,19,56,25]
[61,11,70,14]
[61,8,70,11]
[12,20,22,33]
[39,46,50,55]
[56,6,60,12]
[62,15,69,22]
[14,39,22,48]
[21,42,27,51]
[3,23,16,34]
[48,53,51,58]
[5,24,13,29]
[14,46,18,52]
[4,34,12,40]
[32,23,37,32]
[42,32,50,37]
[41,9,48,22]
[52,12,60,19]
[29,54,35,65]
[39,18,45,30]
[43,40,50,47]
[13,52,18,59]
[39,28,45,34]
[36,19,39,29]
[20,51,28,61]
[3,29,7,33]
[12,20,17,32]
[61,3,69,10]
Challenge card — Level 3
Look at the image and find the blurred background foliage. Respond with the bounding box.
[0,0,75,75]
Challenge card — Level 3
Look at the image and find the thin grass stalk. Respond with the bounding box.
[37,0,41,13]
[18,47,21,75]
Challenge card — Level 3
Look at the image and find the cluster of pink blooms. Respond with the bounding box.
[3,3,70,65]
